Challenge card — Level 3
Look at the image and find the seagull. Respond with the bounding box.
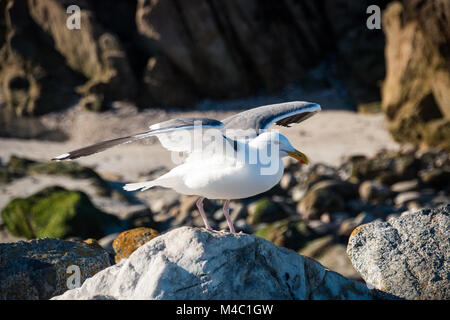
[53,101,321,234]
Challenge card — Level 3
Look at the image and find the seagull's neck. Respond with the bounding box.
[247,133,272,149]
[235,136,284,166]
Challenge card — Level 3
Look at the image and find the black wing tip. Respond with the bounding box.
[275,103,321,127]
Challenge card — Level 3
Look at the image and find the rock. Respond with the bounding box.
[280,172,296,190]
[0,107,68,140]
[346,199,366,214]
[324,0,388,105]
[358,181,391,203]
[233,219,252,234]
[291,186,306,202]
[149,196,180,215]
[310,179,359,200]
[357,101,382,114]
[381,1,450,151]
[306,220,334,236]
[213,208,225,222]
[399,143,419,155]
[229,202,248,222]
[79,94,107,112]
[315,244,361,281]
[347,205,449,299]
[0,163,21,185]
[350,151,421,185]
[420,168,450,190]
[298,235,334,258]
[6,155,112,196]
[253,217,317,251]
[0,0,138,116]
[385,213,400,222]
[83,238,103,250]
[300,168,340,192]
[329,212,350,226]
[112,227,159,263]
[1,186,120,239]
[27,160,111,197]
[170,196,219,229]
[7,155,38,174]
[135,0,329,105]
[0,0,83,116]
[0,238,111,299]
[300,237,361,281]
[123,207,157,230]
[98,232,120,254]
[390,179,420,193]
[247,198,288,225]
[28,0,137,103]
[394,191,422,207]
[320,212,331,223]
[138,55,199,108]
[431,195,450,207]
[179,196,200,215]
[416,147,450,168]
[338,212,375,237]
[53,227,385,300]
[297,180,357,220]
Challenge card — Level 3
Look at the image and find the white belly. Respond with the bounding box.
[160,157,285,200]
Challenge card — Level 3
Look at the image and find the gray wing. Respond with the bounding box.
[221,101,321,138]
[52,117,224,161]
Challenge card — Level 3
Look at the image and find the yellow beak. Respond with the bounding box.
[286,149,309,164]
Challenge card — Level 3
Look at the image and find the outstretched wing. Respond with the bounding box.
[221,101,321,139]
[52,117,224,161]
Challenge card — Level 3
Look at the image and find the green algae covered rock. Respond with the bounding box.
[1,186,120,239]
[254,217,317,251]
[247,197,288,225]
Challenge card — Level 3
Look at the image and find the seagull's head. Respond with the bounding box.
[251,131,309,164]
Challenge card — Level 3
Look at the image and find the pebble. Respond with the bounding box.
[394,191,422,206]
[280,172,296,190]
[390,179,419,193]
[98,232,121,253]
[359,180,391,202]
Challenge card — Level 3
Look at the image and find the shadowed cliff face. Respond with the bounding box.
[1,0,447,150]
[0,0,390,115]
[382,0,450,151]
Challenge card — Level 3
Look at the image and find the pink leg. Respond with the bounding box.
[196,197,212,230]
[223,200,236,234]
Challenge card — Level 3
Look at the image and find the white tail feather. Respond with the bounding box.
[123,181,156,192]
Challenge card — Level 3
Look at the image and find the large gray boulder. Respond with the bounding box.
[0,238,111,300]
[54,226,385,300]
[347,205,449,300]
